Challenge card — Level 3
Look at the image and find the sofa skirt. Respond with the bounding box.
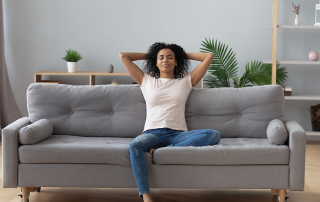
[18,164,289,189]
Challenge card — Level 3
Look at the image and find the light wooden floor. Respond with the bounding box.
[1,141,319,202]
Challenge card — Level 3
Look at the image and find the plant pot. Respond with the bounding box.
[295,14,300,25]
[67,62,78,73]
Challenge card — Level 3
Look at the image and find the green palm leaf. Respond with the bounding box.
[232,60,288,88]
[200,38,238,88]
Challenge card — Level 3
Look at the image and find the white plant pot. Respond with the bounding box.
[295,15,300,25]
[67,62,78,72]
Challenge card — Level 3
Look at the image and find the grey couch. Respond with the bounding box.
[2,83,306,202]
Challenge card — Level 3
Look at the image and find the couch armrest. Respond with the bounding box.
[2,117,30,188]
[285,120,306,191]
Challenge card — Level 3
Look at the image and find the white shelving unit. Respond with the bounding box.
[264,24,320,29]
[263,16,320,140]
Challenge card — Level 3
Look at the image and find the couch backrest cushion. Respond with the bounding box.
[27,83,284,138]
[185,85,284,138]
[27,83,147,138]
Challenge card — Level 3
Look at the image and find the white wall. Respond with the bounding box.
[4,0,320,131]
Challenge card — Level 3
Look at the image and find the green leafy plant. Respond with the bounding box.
[200,38,288,88]
[62,49,83,62]
[233,61,288,88]
[200,38,238,88]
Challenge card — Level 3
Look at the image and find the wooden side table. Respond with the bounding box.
[34,71,131,85]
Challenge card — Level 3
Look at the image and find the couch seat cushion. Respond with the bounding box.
[153,138,289,165]
[18,135,153,166]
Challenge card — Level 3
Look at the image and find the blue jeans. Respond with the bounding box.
[128,127,221,198]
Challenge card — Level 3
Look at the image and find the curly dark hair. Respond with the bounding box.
[142,42,191,79]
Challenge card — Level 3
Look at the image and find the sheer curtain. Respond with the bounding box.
[0,0,21,141]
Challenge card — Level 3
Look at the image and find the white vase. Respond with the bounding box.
[295,14,300,25]
[67,62,77,73]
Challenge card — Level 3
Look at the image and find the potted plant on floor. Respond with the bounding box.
[62,49,83,73]
[200,37,288,88]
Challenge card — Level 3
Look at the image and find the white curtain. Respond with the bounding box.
[0,0,21,141]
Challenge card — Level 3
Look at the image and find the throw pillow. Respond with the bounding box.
[19,119,53,144]
[266,119,288,145]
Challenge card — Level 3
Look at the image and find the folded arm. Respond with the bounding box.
[186,52,214,87]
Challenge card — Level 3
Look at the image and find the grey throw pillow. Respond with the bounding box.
[266,119,288,145]
[19,119,53,144]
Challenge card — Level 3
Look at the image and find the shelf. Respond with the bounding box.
[285,95,320,100]
[263,60,320,65]
[35,70,130,76]
[34,71,131,85]
[305,129,320,140]
[264,24,320,29]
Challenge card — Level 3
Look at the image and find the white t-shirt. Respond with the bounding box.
[139,72,194,133]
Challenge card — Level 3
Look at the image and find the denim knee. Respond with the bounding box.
[208,129,220,145]
[129,138,143,153]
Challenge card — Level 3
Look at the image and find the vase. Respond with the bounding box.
[67,62,77,73]
[295,14,300,25]
[108,64,114,73]
[309,51,319,61]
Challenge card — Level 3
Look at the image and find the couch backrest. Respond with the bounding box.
[27,83,284,138]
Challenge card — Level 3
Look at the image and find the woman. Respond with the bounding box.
[119,42,221,202]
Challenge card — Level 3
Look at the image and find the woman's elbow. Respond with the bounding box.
[119,52,126,59]
[208,53,214,59]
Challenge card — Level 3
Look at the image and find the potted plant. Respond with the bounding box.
[62,49,83,72]
[199,37,288,88]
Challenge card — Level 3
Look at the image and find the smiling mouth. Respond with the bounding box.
[163,64,169,66]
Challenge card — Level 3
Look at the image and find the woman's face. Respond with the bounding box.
[156,48,177,74]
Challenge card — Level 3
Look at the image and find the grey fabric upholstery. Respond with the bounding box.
[266,119,288,145]
[19,119,53,145]
[153,138,289,165]
[26,83,146,137]
[2,117,30,188]
[19,135,153,166]
[285,120,306,191]
[2,84,305,192]
[185,85,285,138]
[19,136,288,166]
[18,164,289,189]
[27,83,284,138]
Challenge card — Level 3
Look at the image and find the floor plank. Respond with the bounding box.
[1,140,319,202]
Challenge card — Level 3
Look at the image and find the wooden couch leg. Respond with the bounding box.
[279,189,286,202]
[20,187,41,201]
[271,189,279,195]
[22,187,29,202]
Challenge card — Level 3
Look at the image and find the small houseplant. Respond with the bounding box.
[62,49,83,72]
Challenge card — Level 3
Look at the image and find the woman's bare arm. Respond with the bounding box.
[119,52,146,85]
[186,52,214,87]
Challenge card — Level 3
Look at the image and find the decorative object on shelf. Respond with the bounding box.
[108,64,114,73]
[292,1,300,25]
[315,0,320,26]
[111,79,118,85]
[309,51,319,61]
[280,85,292,96]
[200,38,288,88]
[62,49,83,73]
[308,103,320,131]
[285,86,292,96]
